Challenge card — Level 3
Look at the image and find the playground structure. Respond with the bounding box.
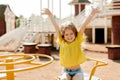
[0,53,54,80]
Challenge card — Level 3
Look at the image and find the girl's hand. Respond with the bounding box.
[41,8,52,16]
[91,6,101,14]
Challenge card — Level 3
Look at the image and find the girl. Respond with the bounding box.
[41,8,99,80]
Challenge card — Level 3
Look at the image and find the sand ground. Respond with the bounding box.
[0,43,120,80]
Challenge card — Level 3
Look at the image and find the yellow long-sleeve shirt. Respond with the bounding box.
[57,32,87,68]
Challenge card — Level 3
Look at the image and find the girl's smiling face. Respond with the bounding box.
[64,29,75,42]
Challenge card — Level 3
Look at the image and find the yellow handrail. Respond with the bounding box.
[87,57,108,80]
[0,53,54,80]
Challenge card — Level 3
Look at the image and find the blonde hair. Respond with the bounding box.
[60,21,78,38]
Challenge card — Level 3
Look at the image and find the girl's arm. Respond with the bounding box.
[79,8,100,35]
[41,8,60,35]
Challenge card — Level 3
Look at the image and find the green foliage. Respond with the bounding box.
[15,15,26,27]
[16,18,20,27]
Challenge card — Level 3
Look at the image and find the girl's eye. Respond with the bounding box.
[65,34,68,36]
[70,33,74,35]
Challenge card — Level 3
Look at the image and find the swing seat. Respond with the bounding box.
[56,57,107,80]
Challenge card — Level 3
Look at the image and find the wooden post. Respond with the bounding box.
[106,1,120,60]
[112,16,120,44]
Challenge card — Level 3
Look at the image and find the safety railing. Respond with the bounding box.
[104,0,120,10]
[100,0,120,16]
[0,53,54,80]
[87,57,108,80]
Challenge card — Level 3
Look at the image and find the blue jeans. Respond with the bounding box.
[63,68,83,77]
